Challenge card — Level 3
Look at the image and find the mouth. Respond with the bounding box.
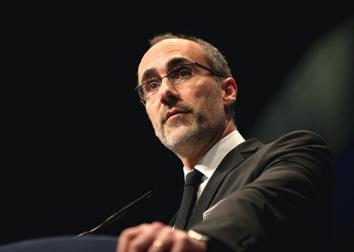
[164,110,187,122]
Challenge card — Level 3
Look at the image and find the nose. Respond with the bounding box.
[157,78,180,105]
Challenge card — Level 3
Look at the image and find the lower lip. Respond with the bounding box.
[168,113,183,120]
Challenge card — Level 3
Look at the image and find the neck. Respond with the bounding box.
[180,119,236,171]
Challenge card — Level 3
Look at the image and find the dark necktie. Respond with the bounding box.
[174,169,203,230]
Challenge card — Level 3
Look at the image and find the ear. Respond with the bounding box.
[221,77,237,106]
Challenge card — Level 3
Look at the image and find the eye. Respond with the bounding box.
[170,65,194,82]
[143,78,161,93]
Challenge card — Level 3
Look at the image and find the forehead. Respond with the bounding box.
[138,38,206,78]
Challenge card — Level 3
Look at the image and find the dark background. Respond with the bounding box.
[3,4,353,250]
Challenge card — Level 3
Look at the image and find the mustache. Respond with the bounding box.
[160,103,193,124]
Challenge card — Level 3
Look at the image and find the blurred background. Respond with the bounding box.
[3,3,353,250]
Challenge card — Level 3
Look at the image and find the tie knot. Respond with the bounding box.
[185,169,203,186]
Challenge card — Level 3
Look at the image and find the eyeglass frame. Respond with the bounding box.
[135,62,225,104]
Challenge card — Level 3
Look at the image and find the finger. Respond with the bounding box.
[170,231,190,252]
[147,226,174,252]
[117,224,148,252]
[125,222,165,252]
[170,230,206,252]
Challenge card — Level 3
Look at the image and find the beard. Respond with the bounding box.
[154,95,225,157]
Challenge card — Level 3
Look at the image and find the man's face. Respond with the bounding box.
[137,38,227,154]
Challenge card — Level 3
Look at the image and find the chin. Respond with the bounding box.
[165,127,198,147]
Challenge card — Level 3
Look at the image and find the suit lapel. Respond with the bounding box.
[187,138,262,227]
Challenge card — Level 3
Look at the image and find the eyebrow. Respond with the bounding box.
[140,69,158,84]
[140,57,193,84]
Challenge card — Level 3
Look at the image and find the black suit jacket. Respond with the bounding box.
[186,130,334,252]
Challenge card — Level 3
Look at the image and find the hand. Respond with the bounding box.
[116,221,207,252]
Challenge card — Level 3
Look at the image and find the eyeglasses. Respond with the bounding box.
[135,62,223,104]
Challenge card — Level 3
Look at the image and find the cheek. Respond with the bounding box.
[183,83,220,107]
[181,83,209,105]
[146,105,161,129]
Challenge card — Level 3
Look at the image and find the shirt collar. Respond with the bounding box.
[183,130,245,179]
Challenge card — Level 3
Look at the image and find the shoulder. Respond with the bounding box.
[253,130,335,169]
[273,130,327,143]
[265,130,330,150]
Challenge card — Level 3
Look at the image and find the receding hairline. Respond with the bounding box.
[150,37,201,47]
[138,38,207,76]
[142,37,206,61]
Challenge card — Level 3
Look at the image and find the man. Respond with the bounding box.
[116,33,335,252]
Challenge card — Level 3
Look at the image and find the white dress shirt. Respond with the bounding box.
[182,130,245,200]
